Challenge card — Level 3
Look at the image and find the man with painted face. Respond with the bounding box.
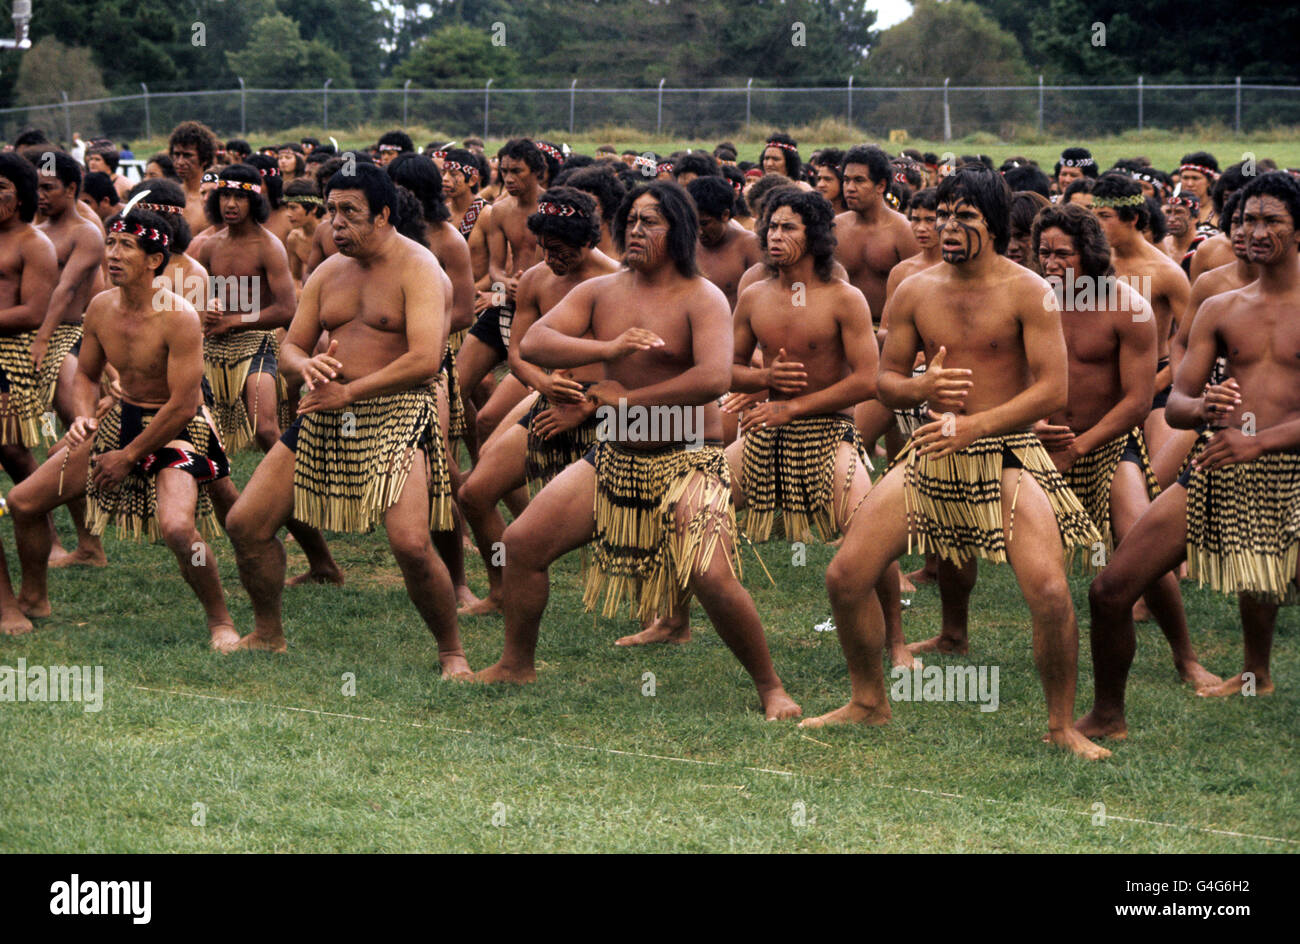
[686,176,761,311]
[802,164,1109,760]
[5,207,238,648]
[1162,187,1203,268]
[1091,173,1190,481]
[1085,172,1300,738]
[196,163,340,586]
[457,187,618,616]
[224,163,468,673]
[474,181,801,722]
[167,121,219,244]
[33,150,108,568]
[1028,204,1216,695]
[719,187,909,668]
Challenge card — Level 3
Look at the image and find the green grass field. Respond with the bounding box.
[0,444,1295,853]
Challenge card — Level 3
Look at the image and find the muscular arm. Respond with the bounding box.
[1166,295,1224,430]
[729,289,765,392]
[436,229,475,332]
[1170,275,1214,377]
[305,224,330,278]
[486,206,510,289]
[506,266,553,391]
[519,279,603,367]
[119,308,206,464]
[1074,295,1158,456]
[0,234,57,331]
[345,256,446,402]
[38,228,103,342]
[1153,266,1190,390]
[71,300,109,420]
[875,285,926,409]
[280,268,327,384]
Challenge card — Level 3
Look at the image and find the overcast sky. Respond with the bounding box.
[872,0,913,30]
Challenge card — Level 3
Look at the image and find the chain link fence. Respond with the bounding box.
[4,80,1299,146]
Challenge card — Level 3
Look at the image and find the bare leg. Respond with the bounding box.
[458,421,530,615]
[226,442,296,652]
[476,459,598,683]
[473,372,530,454]
[0,543,32,634]
[905,553,940,586]
[0,444,66,562]
[51,354,105,564]
[800,462,910,728]
[154,464,239,652]
[8,438,94,619]
[908,557,977,655]
[1001,469,1110,760]
[1199,594,1277,697]
[1149,427,1199,493]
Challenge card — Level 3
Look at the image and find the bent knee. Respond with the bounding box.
[1025,580,1073,623]
[501,520,550,572]
[825,558,863,607]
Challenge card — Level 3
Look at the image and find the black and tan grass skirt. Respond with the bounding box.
[0,330,48,446]
[85,403,225,542]
[291,385,452,533]
[203,329,278,452]
[897,430,1100,565]
[740,413,867,543]
[583,442,740,621]
[442,327,469,441]
[1062,427,1159,568]
[35,324,83,425]
[1185,451,1300,604]
[524,392,599,492]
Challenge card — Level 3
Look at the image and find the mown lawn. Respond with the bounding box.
[1,446,1295,853]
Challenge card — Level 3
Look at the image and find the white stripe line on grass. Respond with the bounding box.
[131,685,1298,847]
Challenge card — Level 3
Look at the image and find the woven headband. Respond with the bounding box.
[535,201,578,217]
[284,194,324,206]
[1178,163,1219,180]
[218,180,263,194]
[656,162,674,174]
[536,142,563,162]
[257,165,281,178]
[108,218,169,249]
[378,144,403,152]
[765,140,797,153]
[1166,184,1199,209]
[1091,193,1145,208]
[442,160,474,177]
[1059,156,1095,168]
[893,170,908,185]
[134,202,184,215]
[633,156,657,172]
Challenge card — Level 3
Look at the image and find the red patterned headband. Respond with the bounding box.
[765,140,797,152]
[258,165,280,178]
[1178,163,1219,180]
[1166,185,1199,209]
[536,142,563,162]
[535,201,578,217]
[432,151,447,160]
[442,160,474,177]
[893,171,908,185]
[656,162,674,174]
[134,202,184,215]
[108,218,169,249]
[219,180,262,194]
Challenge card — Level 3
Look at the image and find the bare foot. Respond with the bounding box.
[440,653,474,681]
[455,584,482,608]
[899,572,917,594]
[906,633,968,656]
[0,610,34,635]
[17,596,50,619]
[615,618,691,646]
[1177,660,1223,691]
[458,595,502,617]
[798,700,891,729]
[209,623,242,653]
[904,564,937,586]
[474,661,537,684]
[760,687,802,720]
[1046,727,1112,760]
[1072,709,1128,741]
[49,545,108,568]
[233,631,288,654]
[891,646,919,670]
[287,566,344,586]
[1132,599,1153,622]
[1197,672,1274,697]
[47,545,71,566]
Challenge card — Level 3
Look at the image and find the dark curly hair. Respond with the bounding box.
[936,163,1013,255]
[686,176,736,220]
[168,121,218,169]
[386,152,451,224]
[761,132,800,179]
[614,181,698,277]
[245,153,283,209]
[1031,203,1114,280]
[556,164,626,229]
[0,152,38,222]
[760,186,837,282]
[527,186,601,249]
[206,162,269,225]
[393,185,428,247]
[126,178,192,252]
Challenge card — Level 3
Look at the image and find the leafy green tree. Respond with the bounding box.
[14,37,109,140]
[392,22,519,87]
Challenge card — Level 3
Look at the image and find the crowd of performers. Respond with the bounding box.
[0,122,1294,760]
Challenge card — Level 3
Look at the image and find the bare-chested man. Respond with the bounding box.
[282,179,324,286]
[167,121,219,243]
[474,181,800,720]
[197,162,339,584]
[1091,173,1190,475]
[33,150,107,566]
[5,208,238,648]
[1162,188,1203,266]
[458,187,617,615]
[686,176,761,311]
[803,165,1108,759]
[1028,205,1218,707]
[441,148,487,239]
[1085,171,1300,738]
[224,164,469,675]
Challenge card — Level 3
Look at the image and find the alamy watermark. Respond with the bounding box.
[153,274,262,321]
[890,663,1000,712]
[0,658,103,713]
[596,398,705,450]
[1045,273,1152,320]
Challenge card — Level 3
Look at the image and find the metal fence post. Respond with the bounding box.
[1037,74,1043,134]
[657,78,665,135]
[570,78,577,135]
[403,78,411,127]
[942,77,951,142]
[847,75,853,127]
[140,82,150,141]
[1137,75,1143,131]
[1235,75,1242,133]
[60,91,71,145]
[237,77,246,135]
[745,77,752,129]
[323,78,332,133]
[483,78,492,139]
